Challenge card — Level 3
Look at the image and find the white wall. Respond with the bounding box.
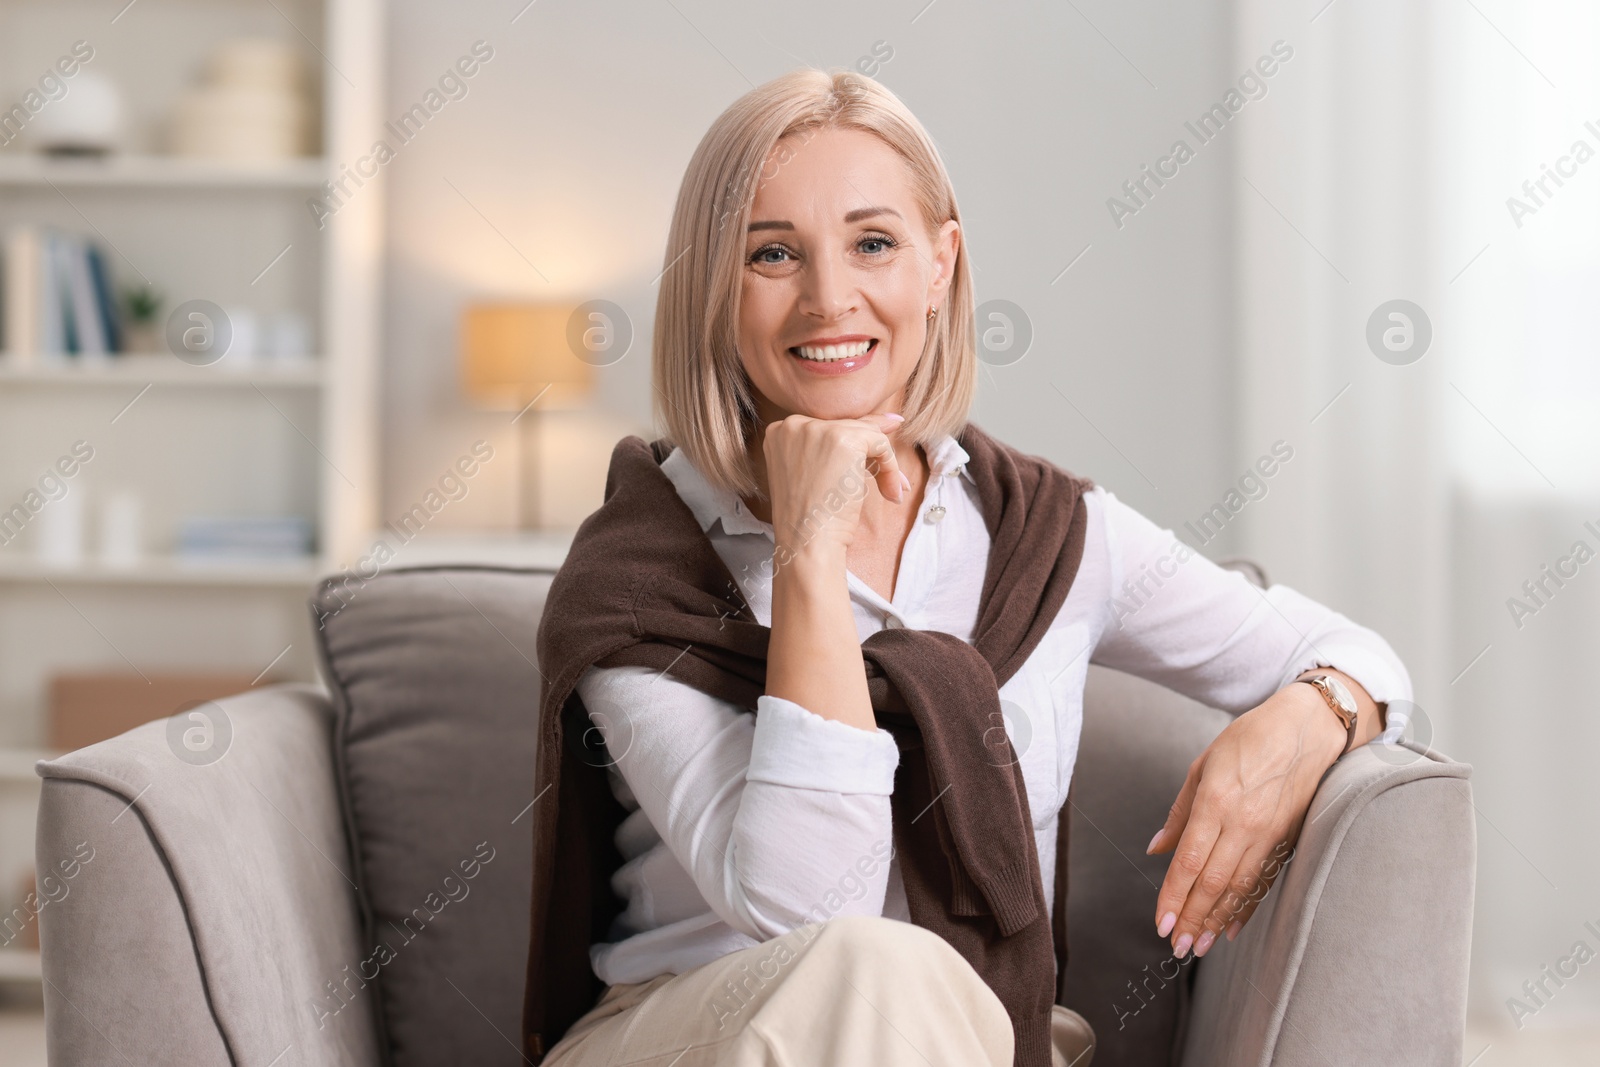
[377,0,1244,549]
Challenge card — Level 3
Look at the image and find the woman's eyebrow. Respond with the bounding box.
[747,206,903,233]
[844,206,902,223]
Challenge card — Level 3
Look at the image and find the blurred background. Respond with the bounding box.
[0,0,1595,1063]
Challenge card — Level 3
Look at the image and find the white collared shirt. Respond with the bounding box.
[578,435,1412,985]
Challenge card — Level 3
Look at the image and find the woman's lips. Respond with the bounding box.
[787,338,878,376]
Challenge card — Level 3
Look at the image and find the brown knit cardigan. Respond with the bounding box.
[522,423,1095,1066]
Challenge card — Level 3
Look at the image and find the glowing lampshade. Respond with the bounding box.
[459,303,591,411]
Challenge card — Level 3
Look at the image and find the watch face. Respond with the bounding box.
[1323,675,1358,715]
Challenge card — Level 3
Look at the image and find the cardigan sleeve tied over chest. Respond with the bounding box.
[522,422,1095,1067]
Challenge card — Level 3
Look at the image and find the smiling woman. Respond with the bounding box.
[523,66,1412,1067]
[653,75,973,504]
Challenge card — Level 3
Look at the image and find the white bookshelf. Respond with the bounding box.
[0,746,42,984]
[0,0,384,973]
[0,950,41,981]
[0,748,49,785]
[0,555,322,588]
[0,153,330,190]
[0,352,324,387]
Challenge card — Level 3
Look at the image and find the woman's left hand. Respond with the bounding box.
[1145,680,1350,959]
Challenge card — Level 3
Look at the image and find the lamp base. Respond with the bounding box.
[517,408,542,530]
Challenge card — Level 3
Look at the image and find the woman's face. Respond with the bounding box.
[736,126,959,425]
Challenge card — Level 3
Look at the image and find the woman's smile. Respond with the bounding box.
[787,335,879,375]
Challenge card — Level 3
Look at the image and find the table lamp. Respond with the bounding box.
[460,303,592,528]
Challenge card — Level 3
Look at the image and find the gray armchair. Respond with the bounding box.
[33,565,1476,1066]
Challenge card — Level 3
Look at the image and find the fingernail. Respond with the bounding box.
[884,412,905,422]
[1174,933,1193,959]
[1194,930,1216,957]
[1226,921,1242,942]
[1156,911,1176,938]
[1146,829,1164,854]
[898,472,912,493]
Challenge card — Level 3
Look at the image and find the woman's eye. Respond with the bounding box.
[748,234,896,265]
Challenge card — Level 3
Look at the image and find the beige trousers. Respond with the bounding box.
[543,915,1095,1067]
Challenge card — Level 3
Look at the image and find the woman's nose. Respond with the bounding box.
[798,255,857,320]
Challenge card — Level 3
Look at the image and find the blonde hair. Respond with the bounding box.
[651,67,976,499]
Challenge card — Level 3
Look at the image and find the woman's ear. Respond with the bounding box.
[929,219,960,296]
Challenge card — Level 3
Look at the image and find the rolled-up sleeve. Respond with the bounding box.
[575,664,900,942]
[748,694,900,793]
[1089,488,1413,722]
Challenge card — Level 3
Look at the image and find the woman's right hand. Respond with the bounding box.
[759,411,910,564]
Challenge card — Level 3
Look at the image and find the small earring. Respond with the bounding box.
[926,304,938,321]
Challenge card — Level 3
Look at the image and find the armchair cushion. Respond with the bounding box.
[311,565,552,1067]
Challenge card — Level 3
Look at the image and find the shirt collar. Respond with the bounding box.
[661,433,974,539]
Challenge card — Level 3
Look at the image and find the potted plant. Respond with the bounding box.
[122,287,163,354]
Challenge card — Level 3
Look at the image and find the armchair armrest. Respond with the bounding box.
[1180,741,1476,1067]
[35,683,383,1067]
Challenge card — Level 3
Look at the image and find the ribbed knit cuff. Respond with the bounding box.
[1013,1010,1054,1067]
[975,859,1041,937]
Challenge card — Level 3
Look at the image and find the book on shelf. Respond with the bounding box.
[176,515,315,563]
[1,225,124,363]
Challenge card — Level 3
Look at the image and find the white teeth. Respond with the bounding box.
[793,340,873,362]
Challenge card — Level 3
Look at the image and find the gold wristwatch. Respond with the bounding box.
[1296,672,1359,757]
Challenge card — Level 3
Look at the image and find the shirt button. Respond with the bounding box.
[883,615,903,629]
